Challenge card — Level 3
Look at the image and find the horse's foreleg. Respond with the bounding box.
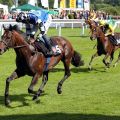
[28,73,41,94]
[33,71,48,100]
[5,70,20,106]
[57,59,71,94]
[103,53,110,68]
[88,52,98,70]
[108,52,114,67]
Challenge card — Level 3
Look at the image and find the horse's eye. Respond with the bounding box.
[94,29,96,31]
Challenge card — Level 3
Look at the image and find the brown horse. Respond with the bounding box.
[89,25,120,70]
[0,25,84,106]
[85,19,98,30]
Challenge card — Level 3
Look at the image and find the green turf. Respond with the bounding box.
[0,28,120,120]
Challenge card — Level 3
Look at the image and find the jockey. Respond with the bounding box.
[99,19,117,45]
[99,19,117,36]
[16,10,54,56]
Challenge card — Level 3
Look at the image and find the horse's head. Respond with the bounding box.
[85,19,97,29]
[90,26,100,40]
[0,24,16,54]
[90,24,105,41]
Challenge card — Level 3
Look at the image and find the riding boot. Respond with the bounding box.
[42,35,54,57]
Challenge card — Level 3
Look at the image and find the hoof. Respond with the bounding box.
[28,88,36,94]
[106,63,110,68]
[88,67,92,71]
[33,94,38,100]
[57,87,62,94]
[113,64,117,67]
[5,99,11,106]
[88,65,92,70]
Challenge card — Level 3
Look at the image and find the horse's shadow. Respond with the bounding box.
[1,112,120,120]
[0,92,48,108]
[50,67,89,73]
[68,35,89,38]
[51,67,106,73]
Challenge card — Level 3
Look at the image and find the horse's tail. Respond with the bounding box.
[71,51,84,67]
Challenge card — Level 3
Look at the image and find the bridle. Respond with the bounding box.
[91,26,106,40]
[1,30,27,50]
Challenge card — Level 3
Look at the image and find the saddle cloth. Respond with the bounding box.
[34,37,61,57]
[116,39,120,45]
[108,35,120,45]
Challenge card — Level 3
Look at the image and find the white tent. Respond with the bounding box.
[0,4,8,15]
[28,0,37,6]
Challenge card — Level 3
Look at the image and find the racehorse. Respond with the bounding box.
[89,24,120,70]
[0,25,84,106]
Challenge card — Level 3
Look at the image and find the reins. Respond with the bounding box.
[1,40,27,49]
[13,45,27,49]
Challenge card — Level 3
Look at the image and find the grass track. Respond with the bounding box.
[0,28,120,120]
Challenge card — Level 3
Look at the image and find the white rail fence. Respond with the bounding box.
[0,19,120,37]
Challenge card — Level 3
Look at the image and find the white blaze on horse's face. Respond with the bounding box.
[90,27,97,40]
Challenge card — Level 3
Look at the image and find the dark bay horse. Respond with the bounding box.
[89,25,120,70]
[0,25,84,106]
[86,19,120,69]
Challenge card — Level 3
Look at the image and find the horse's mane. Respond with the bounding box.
[12,25,27,39]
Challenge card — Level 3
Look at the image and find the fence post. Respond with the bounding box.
[0,23,3,39]
[58,23,61,36]
[81,22,85,35]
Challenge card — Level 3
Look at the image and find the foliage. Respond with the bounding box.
[91,0,120,6]
[91,3,120,15]
[68,14,75,19]
[99,6,120,15]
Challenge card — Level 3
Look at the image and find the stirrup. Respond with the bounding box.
[54,52,61,56]
[45,51,54,57]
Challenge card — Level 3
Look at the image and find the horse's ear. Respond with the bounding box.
[9,24,13,31]
[3,24,5,30]
[12,24,19,31]
[3,24,10,30]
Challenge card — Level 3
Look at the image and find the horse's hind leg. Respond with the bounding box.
[113,52,120,67]
[57,59,71,94]
[108,52,114,67]
[33,71,48,100]
[5,69,23,106]
[88,52,98,70]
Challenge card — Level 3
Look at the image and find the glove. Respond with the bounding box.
[37,19,42,24]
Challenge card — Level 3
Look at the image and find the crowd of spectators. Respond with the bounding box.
[52,10,111,20]
[0,10,119,20]
[0,11,18,19]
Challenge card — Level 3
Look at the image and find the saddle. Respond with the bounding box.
[108,34,120,46]
[30,38,61,57]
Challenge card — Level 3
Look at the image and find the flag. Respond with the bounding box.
[77,0,83,8]
[84,0,90,10]
[60,0,66,8]
[41,0,49,8]
[70,0,76,8]
[54,0,58,8]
